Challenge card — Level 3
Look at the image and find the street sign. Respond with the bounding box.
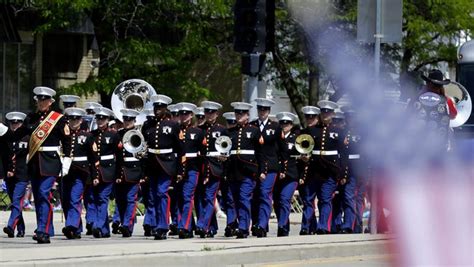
[357,0,403,43]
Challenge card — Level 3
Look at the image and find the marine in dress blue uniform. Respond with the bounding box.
[115,109,143,237]
[313,100,343,235]
[228,102,265,238]
[90,107,121,238]
[167,103,181,236]
[273,112,300,237]
[249,98,288,237]
[61,108,99,239]
[195,101,227,238]
[221,112,240,237]
[143,94,182,240]
[298,106,321,235]
[176,102,205,239]
[141,108,157,236]
[26,87,72,244]
[82,102,102,235]
[2,112,29,238]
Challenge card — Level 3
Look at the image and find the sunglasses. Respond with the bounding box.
[304,114,317,118]
[10,120,23,124]
[257,106,270,111]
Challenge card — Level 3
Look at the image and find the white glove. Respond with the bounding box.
[0,123,7,136]
[61,157,72,176]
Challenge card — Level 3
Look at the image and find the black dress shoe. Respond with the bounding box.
[36,232,51,244]
[255,226,267,238]
[206,231,215,238]
[168,224,178,236]
[85,223,93,235]
[299,229,310,236]
[277,227,289,237]
[144,225,152,237]
[154,229,167,240]
[178,229,194,239]
[121,226,131,238]
[92,228,103,238]
[3,226,14,238]
[16,231,25,238]
[111,222,121,235]
[63,226,77,239]
[251,225,258,236]
[316,229,329,235]
[224,226,234,237]
[339,228,353,234]
[195,228,206,238]
[73,233,81,239]
[235,229,248,239]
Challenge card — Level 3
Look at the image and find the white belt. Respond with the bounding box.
[148,148,173,154]
[312,150,338,156]
[185,152,199,158]
[38,146,60,152]
[72,156,88,162]
[206,151,222,157]
[230,150,254,155]
[348,154,360,159]
[100,154,115,160]
[124,157,140,162]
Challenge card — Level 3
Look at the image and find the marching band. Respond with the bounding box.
[0,81,374,243]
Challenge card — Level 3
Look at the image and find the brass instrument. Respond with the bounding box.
[444,81,472,127]
[111,79,156,155]
[215,136,232,156]
[295,134,315,156]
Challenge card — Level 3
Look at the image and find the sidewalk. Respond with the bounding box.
[0,211,389,266]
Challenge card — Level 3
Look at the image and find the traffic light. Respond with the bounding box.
[234,0,275,53]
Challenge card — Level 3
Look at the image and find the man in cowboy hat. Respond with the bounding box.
[411,69,458,153]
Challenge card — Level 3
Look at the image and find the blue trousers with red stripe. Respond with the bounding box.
[5,179,28,233]
[178,170,199,231]
[196,176,220,232]
[354,180,367,233]
[116,182,139,233]
[92,182,113,235]
[62,174,85,234]
[84,184,96,228]
[300,178,318,233]
[150,172,172,231]
[221,178,238,227]
[316,177,338,232]
[169,180,181,228]
[253,172,277,230]
[231,177,256,233]
[141,181,156,229]
[273,178,298,232]
[31,176,56,236]
[340,176,357,231]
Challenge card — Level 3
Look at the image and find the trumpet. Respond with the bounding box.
[215,136,232,156]
[294,134,315,157]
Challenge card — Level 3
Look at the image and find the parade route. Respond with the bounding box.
[0,211,391,266]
